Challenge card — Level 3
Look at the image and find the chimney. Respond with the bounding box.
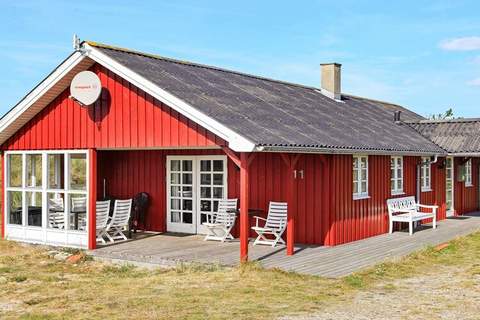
[320,63,342,100]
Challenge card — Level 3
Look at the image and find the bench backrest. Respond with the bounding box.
[386,196,417,217]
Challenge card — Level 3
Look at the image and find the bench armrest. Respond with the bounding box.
[416,204,438,210]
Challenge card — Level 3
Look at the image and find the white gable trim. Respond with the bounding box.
[83,43,256,152]
[0,51,93,145]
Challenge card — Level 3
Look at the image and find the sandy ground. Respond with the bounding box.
[283,266,480,320]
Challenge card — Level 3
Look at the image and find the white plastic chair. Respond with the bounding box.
[203,199,238,242]
[252,201,288,247]
[105,199,132,242]
[96,200,111,244]
[48,198,65,229]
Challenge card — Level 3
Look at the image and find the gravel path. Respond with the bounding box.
[282,266,480,320]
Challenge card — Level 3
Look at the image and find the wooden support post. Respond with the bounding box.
[88,149,97,250]
[240,152,250,262]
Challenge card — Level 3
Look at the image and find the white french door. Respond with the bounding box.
[166,156,227,234]
[446,157,454,217]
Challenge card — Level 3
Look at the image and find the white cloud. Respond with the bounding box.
[467,78,480,86]
[440,36,480,51]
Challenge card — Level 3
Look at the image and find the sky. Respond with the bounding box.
[1,0,480,118]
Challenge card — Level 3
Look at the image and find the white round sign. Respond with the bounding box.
[70,71,102,106]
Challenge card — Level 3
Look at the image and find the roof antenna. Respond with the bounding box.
[73,34,81,50]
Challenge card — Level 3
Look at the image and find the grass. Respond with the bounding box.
[1,232,480,319]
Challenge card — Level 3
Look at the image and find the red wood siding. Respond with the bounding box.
[3,64,225,150]
[454,158,479,215]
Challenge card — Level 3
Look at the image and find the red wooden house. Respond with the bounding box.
[1,41,478,261]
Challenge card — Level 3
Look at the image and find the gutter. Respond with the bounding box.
[256,145,446,157]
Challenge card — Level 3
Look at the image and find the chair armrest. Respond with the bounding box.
[253,216,267,228]
[205,212,216,223]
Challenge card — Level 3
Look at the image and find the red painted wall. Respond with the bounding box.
[3,64,225,150]
[454,158,479,215]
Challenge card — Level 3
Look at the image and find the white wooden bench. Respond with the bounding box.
[386,196,438,235]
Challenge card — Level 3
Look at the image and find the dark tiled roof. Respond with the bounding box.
[408,119,480,154]
[90,42,444,154]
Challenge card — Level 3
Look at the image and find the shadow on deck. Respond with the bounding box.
[89,212,480,277]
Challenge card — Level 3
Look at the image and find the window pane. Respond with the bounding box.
[213,160,224,172]
[171,186,181,197]
[361,169,367,181]
[171,211,181,223]
[48,154,65,189]
[69,154,86,190]
[391,168,395,179]
[26,154,42,188]
[182,173,192,185]
[361,157,367,168]
[69,194,87,231]
[200,174,211,185]
[171,160,180,171]
[26,192,42,227]
[213,174,223,185]
[8,154,22,187]
[171,173,181,184]
[47,193,65,229]
[397,180,403,191]
[182,212,192,224]
[200,160,211,172]
[353,169,358,181]
[182,160,192,172]
[213,187,223,199]
[353,181,358,194]
[361,182,367,193]
[200,187,211,198]
[390,179,395,190]
[390,158,394,168]
[8,191,22,225]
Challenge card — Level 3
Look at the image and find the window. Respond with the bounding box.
[421,157,431,192]
[353,155,368,199]
[391,156,404,194]
[465,159,473,187]
[5,152,88,233]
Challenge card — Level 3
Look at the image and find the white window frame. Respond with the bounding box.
[391,156,404,195]
[353,155,369,200]
[465,159,473,187]
[421,156,431,192]
[4,150,89,248]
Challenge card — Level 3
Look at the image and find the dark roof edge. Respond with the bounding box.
[257,145,446,156]
[406,118,480,124]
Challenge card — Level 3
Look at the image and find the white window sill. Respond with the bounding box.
[466,184,474,188]
[353,194,370,200]
[421,188,432,192]
[391,191,405,196]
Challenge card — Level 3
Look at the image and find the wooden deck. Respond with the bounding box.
[89,212,480,277]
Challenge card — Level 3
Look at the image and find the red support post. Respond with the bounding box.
[88,149,97,250]
[280,154,300,256]
[286,165,295,256]
[240,152,250,262]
